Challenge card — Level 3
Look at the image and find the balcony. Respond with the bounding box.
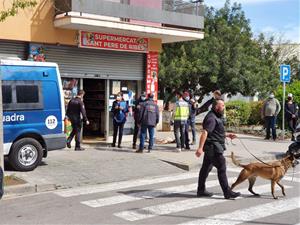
[54,0,204,43]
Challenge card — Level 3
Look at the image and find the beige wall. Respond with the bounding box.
[0,0,162,51]
[0,0,77,45]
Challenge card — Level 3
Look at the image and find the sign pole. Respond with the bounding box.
[282,82,286,140]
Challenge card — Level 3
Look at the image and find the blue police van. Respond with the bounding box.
[1,60,66,171]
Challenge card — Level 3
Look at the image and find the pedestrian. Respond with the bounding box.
[136,93,159,153]
[183,91,195,149]
[172,91,190,152]
[195,99,241,199]
[66,90,89,151]
[261,93,281,141]
[111,92,128,148]
[285,93,298,141]
[132,92,147,149]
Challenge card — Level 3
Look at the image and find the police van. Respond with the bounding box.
[1,60,66,171]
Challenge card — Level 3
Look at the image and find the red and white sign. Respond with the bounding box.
[79,31,148,53]
[146,51,159,101]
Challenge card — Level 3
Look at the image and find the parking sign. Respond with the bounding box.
[280,65,291,82]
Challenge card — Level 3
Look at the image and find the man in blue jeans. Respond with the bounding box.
[136,93,159,153]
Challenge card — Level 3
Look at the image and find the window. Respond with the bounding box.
[2,85,12,104]
[2,80,43,111]
[16,85,39,103]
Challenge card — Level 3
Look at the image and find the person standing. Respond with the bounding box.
[183,91,195,149]
[111,92,128,148]
[261,93,281,141]
[189,98,197,145]
[195,99,240,199]
[132,92,147,149]
[136,93,159,153]
[285,93,298,141]
[66,90,89,151]
[172,91,190,152]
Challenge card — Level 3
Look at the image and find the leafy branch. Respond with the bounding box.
[0,0,37,22]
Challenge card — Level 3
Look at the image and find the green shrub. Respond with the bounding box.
[225,101,251,126]
[248,101,264,125]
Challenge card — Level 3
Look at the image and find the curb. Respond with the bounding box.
[3,183,57,199]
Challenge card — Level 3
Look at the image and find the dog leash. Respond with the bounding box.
[235,137,276,167]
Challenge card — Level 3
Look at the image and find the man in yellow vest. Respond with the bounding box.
[172,91,190,152]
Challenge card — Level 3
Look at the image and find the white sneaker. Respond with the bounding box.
[175,148,181,152]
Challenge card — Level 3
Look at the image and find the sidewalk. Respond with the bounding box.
[3,131,290,198]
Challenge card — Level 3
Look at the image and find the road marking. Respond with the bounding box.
[55,172,208,197]
[81,178,236,208]
[179,197,300,225]
[114,184,292,221]
[227,167,300,183]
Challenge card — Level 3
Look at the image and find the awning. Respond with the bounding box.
[54,12,204,44]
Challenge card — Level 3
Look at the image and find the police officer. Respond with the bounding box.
[66,90,89,151]
[136,93,159,153]
[132,92,147,149]
[195,99,240,199]
[172,91,190,152]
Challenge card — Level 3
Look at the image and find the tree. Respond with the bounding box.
[0,0,37,22]
[159,1,281,102]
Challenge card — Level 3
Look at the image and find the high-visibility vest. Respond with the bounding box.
[174,100,189,121]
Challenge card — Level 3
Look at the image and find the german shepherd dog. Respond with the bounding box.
[230,152,298,199]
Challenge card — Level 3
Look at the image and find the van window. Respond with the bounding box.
[2,80,43,111]
[2,85,12,104]
[16,85,39,103]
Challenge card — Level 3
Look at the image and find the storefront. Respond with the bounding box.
[0,31,159,142]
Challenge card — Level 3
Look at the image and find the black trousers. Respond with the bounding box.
[133,121,139,146]
[197,151,230,195]
[287,118,297,139]
[113,122,125,146]
[68,120,82,148]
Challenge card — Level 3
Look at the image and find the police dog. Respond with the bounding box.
[230,152,298,199]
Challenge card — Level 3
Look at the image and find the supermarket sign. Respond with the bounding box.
[79,31,148,53]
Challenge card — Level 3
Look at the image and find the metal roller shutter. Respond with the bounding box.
[0,40,27,60]
[45,44,145,80]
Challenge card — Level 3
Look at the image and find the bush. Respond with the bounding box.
[248,101,264,125]
[225,101,251,126]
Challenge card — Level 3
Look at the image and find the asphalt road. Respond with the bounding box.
[1,165,299,225]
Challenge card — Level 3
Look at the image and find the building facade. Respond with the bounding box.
[0,0,204,141]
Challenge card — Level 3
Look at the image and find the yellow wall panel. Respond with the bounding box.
[0,0,76,45]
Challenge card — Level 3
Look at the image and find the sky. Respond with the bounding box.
[205,0,300,43]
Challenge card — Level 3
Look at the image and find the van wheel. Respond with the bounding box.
[9,138,43,171]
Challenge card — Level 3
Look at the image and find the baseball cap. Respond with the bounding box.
[288,93,293,98]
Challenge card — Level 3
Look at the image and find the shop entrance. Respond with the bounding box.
[83,79,106,139]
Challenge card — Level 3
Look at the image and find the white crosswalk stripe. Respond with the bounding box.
[81,177,236,208]
[179,197,300,225]
[114,184,292,221]
[55,172,204,197]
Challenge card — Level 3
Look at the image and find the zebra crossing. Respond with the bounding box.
[55,168,300,224]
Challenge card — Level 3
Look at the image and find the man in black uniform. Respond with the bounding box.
[195,99,240,199]
[132,92,147,149]
[66,90,89,151]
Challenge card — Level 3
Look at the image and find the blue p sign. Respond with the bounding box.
[280,65,291,82]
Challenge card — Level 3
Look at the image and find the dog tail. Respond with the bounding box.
[231,152,242,167]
